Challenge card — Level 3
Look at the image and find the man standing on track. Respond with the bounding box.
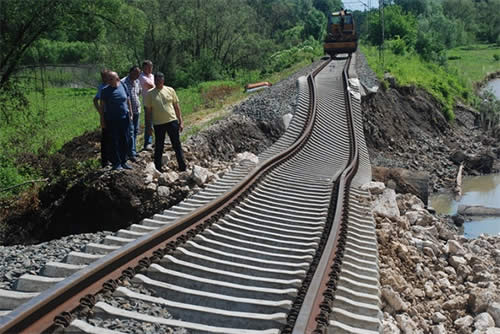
[144,72,187,172]
[139,60,154,151]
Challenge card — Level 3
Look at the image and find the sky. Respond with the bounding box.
[342,0,378,12]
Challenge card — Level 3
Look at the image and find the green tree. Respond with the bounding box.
[303,8,325,41]
[394,0,429,16]
[365,5,417,46]
[474,0,500,43]
[0,0,127,90]
[312,0,342,14]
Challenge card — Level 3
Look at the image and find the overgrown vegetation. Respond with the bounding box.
[358,0,500,122]
[362,45,471,121]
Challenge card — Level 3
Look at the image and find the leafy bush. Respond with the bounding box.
[387,36,407,55]
[494,54,500,61]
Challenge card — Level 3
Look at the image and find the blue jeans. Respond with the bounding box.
[129,113,139,158]
[143,114,153,148]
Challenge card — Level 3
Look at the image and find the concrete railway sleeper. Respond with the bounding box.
[0,56,381,334]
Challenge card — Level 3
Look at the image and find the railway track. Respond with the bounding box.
[0,56,381,334]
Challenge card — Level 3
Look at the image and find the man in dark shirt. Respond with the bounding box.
[93,69,111,167]
[99,72,133,170]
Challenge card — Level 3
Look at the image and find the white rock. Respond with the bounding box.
[415,210,434,227]
[282,113,293,129]
[449,255,467,269]
[474,312,495,331]
[447,240,466,256]
[438,277,452,290]
[144,174,154,185]
[361,181,385,195]
[432,312,446,324]
[191,165,209,186]
[395,313,418,333]
[235,152,259,165]
[146,183,157,192]
[431,324,446,334]
[425,281,435,298]
[157,186,170,197]
[405,211,419,225]
[145,162,161,178]
[382,286,408,312]
[166,171,179,183]
[488,302,500,327]
[372,188,400,219]
[383,314,401,334]
[454,315,474,329]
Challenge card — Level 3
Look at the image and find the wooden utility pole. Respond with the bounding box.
[379,0,385,72]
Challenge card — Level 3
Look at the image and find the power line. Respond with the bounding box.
[343,0,372,10]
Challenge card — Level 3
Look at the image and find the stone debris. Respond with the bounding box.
[235,152,259,165]
[366,182,500,334]
[191,165,209,186]
[157,186,170,197]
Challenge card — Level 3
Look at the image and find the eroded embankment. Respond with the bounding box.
[361,84,500,193]
[0,115,284,246]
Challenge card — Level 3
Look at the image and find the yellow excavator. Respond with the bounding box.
[324,9,358,57]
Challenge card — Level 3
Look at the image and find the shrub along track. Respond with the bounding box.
[0,56,380,333]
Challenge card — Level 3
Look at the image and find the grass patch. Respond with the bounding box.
[361,44,474,121]
[0,86,99,196]
[447,44,500,87]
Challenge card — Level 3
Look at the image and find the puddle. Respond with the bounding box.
[430,173,500,238]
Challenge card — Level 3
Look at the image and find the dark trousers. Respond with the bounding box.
[154,120,186,171]
[129,112,139,158]
[100,127,112,167]
[108,118,130,167]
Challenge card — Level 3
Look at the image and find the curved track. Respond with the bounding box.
[0,56,381,334]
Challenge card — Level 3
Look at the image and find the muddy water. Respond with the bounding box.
[430,173,500,238]
[482,78,500,99]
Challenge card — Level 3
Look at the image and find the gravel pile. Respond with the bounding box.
[233,60,323,121]
[0,231,112,290]
[355,52,379,89]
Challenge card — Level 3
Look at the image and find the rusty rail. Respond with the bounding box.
[291,55,359,334]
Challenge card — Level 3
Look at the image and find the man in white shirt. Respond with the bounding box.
[139,60,155,151]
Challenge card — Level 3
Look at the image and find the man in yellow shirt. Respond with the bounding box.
[145,72,187,172]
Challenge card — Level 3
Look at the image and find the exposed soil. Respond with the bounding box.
[362,83,500,193]
[0,115,285,246]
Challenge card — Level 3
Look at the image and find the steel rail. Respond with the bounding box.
[0,59,331,334]
[292,55,359,334]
